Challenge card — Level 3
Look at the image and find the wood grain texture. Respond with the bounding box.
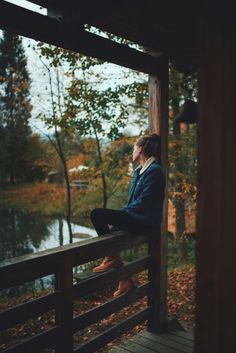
[73,282,150,332]
[195,12,236,353]
[0,232,148,290]
[55,255,73,353]
[1,327,58,353]
[110,329,194,353]
[148,57,169,333]
[73,256,150,299]
[74,308,150,353]
[0,1,161,75]
[0,232,150,353]
[0,292,58,330]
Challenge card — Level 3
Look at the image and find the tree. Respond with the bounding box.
[37,59,74,240]
[78,136,134,211]
[169,64,197,263]
[24,133,50,182]
[0,31,32,184]
[63,55,149,208]
[36,42,148,209]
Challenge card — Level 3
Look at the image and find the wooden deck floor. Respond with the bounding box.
[109,329,194,353]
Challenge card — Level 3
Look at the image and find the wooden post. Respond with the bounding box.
[55,255,74,353]
[195,12,236,353]
[147,56,169,332]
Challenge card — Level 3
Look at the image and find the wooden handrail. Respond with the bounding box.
[0,292,59,330]
[0,231,148,290]
[74,308,151,353]
[73,256,150,298]
[1,327,59,353]
[73,282,150,332]
[0,231,152,353]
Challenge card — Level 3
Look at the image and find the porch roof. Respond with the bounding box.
[1,0,235,74]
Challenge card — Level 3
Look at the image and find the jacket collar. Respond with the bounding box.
[137,156,156,175]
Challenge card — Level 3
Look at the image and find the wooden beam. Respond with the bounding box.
[147,56,169,332]
[195,13,236,353]
[0,0,161,75]
[28,0,197,56]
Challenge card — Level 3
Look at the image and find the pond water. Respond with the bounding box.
[0,208,97,265]
[0,209,99,294]
[0,208,195,296]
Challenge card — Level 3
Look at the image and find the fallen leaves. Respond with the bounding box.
[168,265,195,323]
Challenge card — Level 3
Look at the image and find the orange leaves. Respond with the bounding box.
[0,183,66,215]
[167,265,195,322]
[67,154,85,170]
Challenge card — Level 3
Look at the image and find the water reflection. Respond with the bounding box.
[0,208,97,264]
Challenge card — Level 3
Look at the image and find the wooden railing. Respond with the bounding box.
[0,230,157,353]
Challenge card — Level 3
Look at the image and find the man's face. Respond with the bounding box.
[132,143,142,163]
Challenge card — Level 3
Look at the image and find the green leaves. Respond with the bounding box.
[35,40,148,143]
[34,40,147,207]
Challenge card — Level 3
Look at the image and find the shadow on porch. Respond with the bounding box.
[109,328,194,353]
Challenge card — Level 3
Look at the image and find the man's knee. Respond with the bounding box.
[90,208,103,221]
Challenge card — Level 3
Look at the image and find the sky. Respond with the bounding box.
[4,0,46,15]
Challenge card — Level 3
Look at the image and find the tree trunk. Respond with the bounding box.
[45,62,73,243]
[172,103,188,264]
[9,167,15,185]
[174,195,188,263]
[94,129,108,208]
[10,208,16,258]
[8,71,15,185]
[54,128,73,243]
[59,218,63,246]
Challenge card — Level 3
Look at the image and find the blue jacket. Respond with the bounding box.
[121,162,166,228]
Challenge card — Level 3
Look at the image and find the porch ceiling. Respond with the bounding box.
[28,0,199,72]
[1,1,236,73]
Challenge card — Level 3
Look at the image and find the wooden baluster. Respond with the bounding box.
[55,255,74,353]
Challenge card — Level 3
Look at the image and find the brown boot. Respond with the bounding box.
[113,277,136,297]
[92,255,123,273]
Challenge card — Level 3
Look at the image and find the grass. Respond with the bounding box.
[0,182,88,217]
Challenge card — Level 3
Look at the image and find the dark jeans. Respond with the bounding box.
[90,208,150,236]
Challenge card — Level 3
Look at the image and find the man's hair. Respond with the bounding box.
[136,134,160,160]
